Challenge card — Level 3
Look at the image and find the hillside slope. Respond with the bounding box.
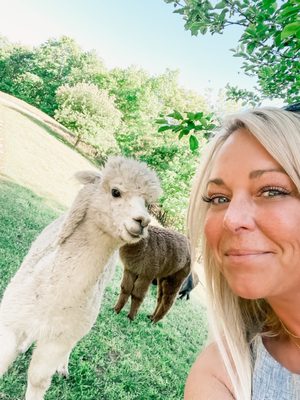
[0,93,98,209]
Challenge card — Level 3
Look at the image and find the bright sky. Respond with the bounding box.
[0,0,278,102]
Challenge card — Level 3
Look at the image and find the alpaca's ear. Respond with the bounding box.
[58,185,95,245]
[75,170,102,185]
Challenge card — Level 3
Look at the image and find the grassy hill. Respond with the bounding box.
[0,94,208,399]
[0,92,98,209]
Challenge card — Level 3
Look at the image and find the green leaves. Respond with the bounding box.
[168,109,184,120]
[225,84,262,107]
[157,125,172,132]
[156,109,217,152]
[164,0,300,102]
[262,0,276,7]
[281,21,300,39]
[55,83,122,148]
[189,135,199,151]
[214,0,226,9]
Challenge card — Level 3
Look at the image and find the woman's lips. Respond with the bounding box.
[224,250,273,265]
[225,248,273,256]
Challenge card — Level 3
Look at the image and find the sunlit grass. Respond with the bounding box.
[0,100,97,209]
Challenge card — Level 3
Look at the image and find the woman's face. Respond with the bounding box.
[204,128,300,301]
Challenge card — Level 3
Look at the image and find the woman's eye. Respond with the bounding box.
[260,187,290,198]
[111,188,121,198]
[202,195,229,205]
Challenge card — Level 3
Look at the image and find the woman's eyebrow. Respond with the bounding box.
[249,168,286,179]
[206,178,224,187]
[206,168,287,187]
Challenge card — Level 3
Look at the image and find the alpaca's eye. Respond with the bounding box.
[111,188,121,198]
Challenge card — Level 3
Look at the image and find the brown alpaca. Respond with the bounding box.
[114,225,191,322]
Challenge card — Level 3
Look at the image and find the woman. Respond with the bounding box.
[184,106,300,399]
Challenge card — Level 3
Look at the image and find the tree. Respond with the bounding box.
[164,0,300,103]
[32,37,85,115]
[0,38,36,98]
[0,36,99,115]
[55,83,122,149]
[11,72,44,105]
[66,49,107,86]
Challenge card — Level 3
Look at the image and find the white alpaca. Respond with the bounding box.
[0,156,161,400]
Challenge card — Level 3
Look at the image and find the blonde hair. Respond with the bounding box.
[187,107,300,400]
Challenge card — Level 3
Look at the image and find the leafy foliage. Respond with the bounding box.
[141,144,200,229]
[103,67,208,229]
[0,42,36,102]
[225,84,262,107]
[156,110,216,151]
[165,0,300,103]
[31,37,90,114]
[11,72,44,105]
[0,36,107,115]
[55,83,122,149]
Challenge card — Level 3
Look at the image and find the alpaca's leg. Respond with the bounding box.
[56,350,71,377]
[128,276,152,320]
[114,270,136,313]
[0,325,18,376]
[149,278,164,319]
[151,269,188,323]
[25,340,74,400]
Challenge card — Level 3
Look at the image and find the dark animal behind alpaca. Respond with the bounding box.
[152,271,199,300]
[114,225,191,322]
[178,271,200,300]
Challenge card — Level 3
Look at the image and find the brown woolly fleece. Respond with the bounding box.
[115,225,191,322]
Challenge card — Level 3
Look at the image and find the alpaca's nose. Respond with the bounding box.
[134,216,150,228]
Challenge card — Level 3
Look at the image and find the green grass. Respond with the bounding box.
[0,180,208,400]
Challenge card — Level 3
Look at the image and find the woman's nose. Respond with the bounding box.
[223,196,256,233]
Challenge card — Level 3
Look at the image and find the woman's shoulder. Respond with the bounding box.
[184,342,235,400]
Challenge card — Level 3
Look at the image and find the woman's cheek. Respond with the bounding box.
[204,213,221,249]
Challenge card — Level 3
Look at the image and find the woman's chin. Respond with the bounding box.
[227,279,267,300]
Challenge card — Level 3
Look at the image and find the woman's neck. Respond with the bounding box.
[267,295,300,338]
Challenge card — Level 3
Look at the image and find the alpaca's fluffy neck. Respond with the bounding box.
[58,217,120,291]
